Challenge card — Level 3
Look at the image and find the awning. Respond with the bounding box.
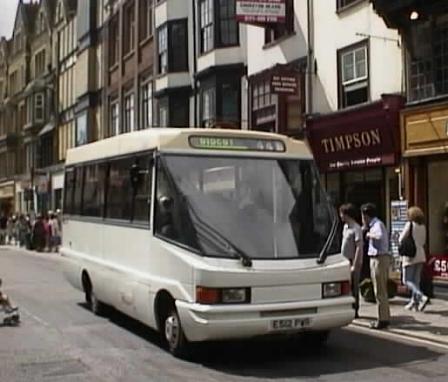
[38,121,56,137]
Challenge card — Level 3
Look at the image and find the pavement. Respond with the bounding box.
[353,296,448,347]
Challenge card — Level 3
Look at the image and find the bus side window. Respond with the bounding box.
[106,158,133,221]
[64,168,76,215]
[132,155,152,225]
[82,164,106,218]
[73,167,84,216]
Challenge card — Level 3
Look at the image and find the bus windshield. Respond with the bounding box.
[155,154,338,260]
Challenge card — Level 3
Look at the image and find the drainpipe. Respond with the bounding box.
[306,0,314,117]
[192,0,198,127]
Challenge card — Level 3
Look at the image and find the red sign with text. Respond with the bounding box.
[236,0,286,24]
[429,255,448,279]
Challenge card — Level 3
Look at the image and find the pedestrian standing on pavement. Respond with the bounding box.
[0,213,7,245]
[339,203,363,318]
[361,203,391,330]
[399,206,429,312]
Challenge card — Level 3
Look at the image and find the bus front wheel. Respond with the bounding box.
[163,306,189,358]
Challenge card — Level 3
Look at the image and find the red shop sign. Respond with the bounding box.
[428,255,448,279]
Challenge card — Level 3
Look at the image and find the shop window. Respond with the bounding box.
[338,42,368,108]
[157,20,188,74]
[265,0,294,45]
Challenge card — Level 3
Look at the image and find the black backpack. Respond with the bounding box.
[398,222,417,258]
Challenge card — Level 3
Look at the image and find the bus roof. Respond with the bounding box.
[65,128,313,165]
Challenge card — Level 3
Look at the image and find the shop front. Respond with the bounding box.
[401,100,448,286]
[307,94,405,225]
[0,181,15,215]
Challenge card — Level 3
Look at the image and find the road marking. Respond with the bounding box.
[348,324,448,352]
[20,306,52,328]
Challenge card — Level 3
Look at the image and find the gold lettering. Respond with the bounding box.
[321,138,331,153]
[345,134,354,150]
[370,129,381,145]
[361,131,371,146]
[334,136,346,151]
[353,133,361,148]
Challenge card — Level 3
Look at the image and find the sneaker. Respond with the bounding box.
[404,301,416,311]
[418,295,429,312]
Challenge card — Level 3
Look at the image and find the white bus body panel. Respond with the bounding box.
[62,218,354,341]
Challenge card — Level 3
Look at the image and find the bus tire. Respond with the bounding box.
[163,305,189,358]
[90,290,106,316]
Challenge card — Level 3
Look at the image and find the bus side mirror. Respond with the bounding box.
[159,195,174,212]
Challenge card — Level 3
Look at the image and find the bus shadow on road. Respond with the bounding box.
[195,329,446,379]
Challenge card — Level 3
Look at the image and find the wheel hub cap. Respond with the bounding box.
[165,315,179,346]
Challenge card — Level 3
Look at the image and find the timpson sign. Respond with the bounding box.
[310,127,397,171]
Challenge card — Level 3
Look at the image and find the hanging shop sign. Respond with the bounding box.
[236,0,286,24]
[271,71,299,95]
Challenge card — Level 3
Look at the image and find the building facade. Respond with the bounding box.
[373,0,448,259]
[246,0,401,224]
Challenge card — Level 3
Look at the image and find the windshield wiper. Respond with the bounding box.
[187,203,253,268]
[316,210,339,265]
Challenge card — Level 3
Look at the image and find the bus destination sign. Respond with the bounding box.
[189,136,286,152]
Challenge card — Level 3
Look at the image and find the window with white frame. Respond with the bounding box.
[139,0,153,41]
[201,86,216,127]
[35,93,45,122]
[110,99,119,136]
[200,0,214,53]
[339,43,368,108]
[123,92,135,133]
[157,24,168,74]
[140,80,153,130]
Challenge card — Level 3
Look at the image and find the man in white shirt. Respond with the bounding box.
[339,204,363,318]
[361,203,391,330]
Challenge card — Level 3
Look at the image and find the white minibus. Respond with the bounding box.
[61,128,354,357]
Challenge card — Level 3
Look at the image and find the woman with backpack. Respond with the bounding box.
[399,206,428,312]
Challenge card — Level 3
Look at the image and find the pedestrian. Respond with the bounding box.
[49,213,61,252]
[361,203,391,330]
[33,214,46,252]
[399,206,429,312]
[339,203,363,318]
[0,213,7,245]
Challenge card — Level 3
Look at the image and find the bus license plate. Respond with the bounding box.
[270,318,311,332]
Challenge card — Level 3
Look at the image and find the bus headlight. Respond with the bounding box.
[322,281,351,298]
[196,287,250,304]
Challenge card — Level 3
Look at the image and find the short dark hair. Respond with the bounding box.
[361,203,377,218]
[339,203,357,220]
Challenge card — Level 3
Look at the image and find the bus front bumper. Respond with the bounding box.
[176,297,355,342]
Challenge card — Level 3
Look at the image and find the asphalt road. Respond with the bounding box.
[1,247,448,382]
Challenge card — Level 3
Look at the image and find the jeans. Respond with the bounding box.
[403,263,424,305]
